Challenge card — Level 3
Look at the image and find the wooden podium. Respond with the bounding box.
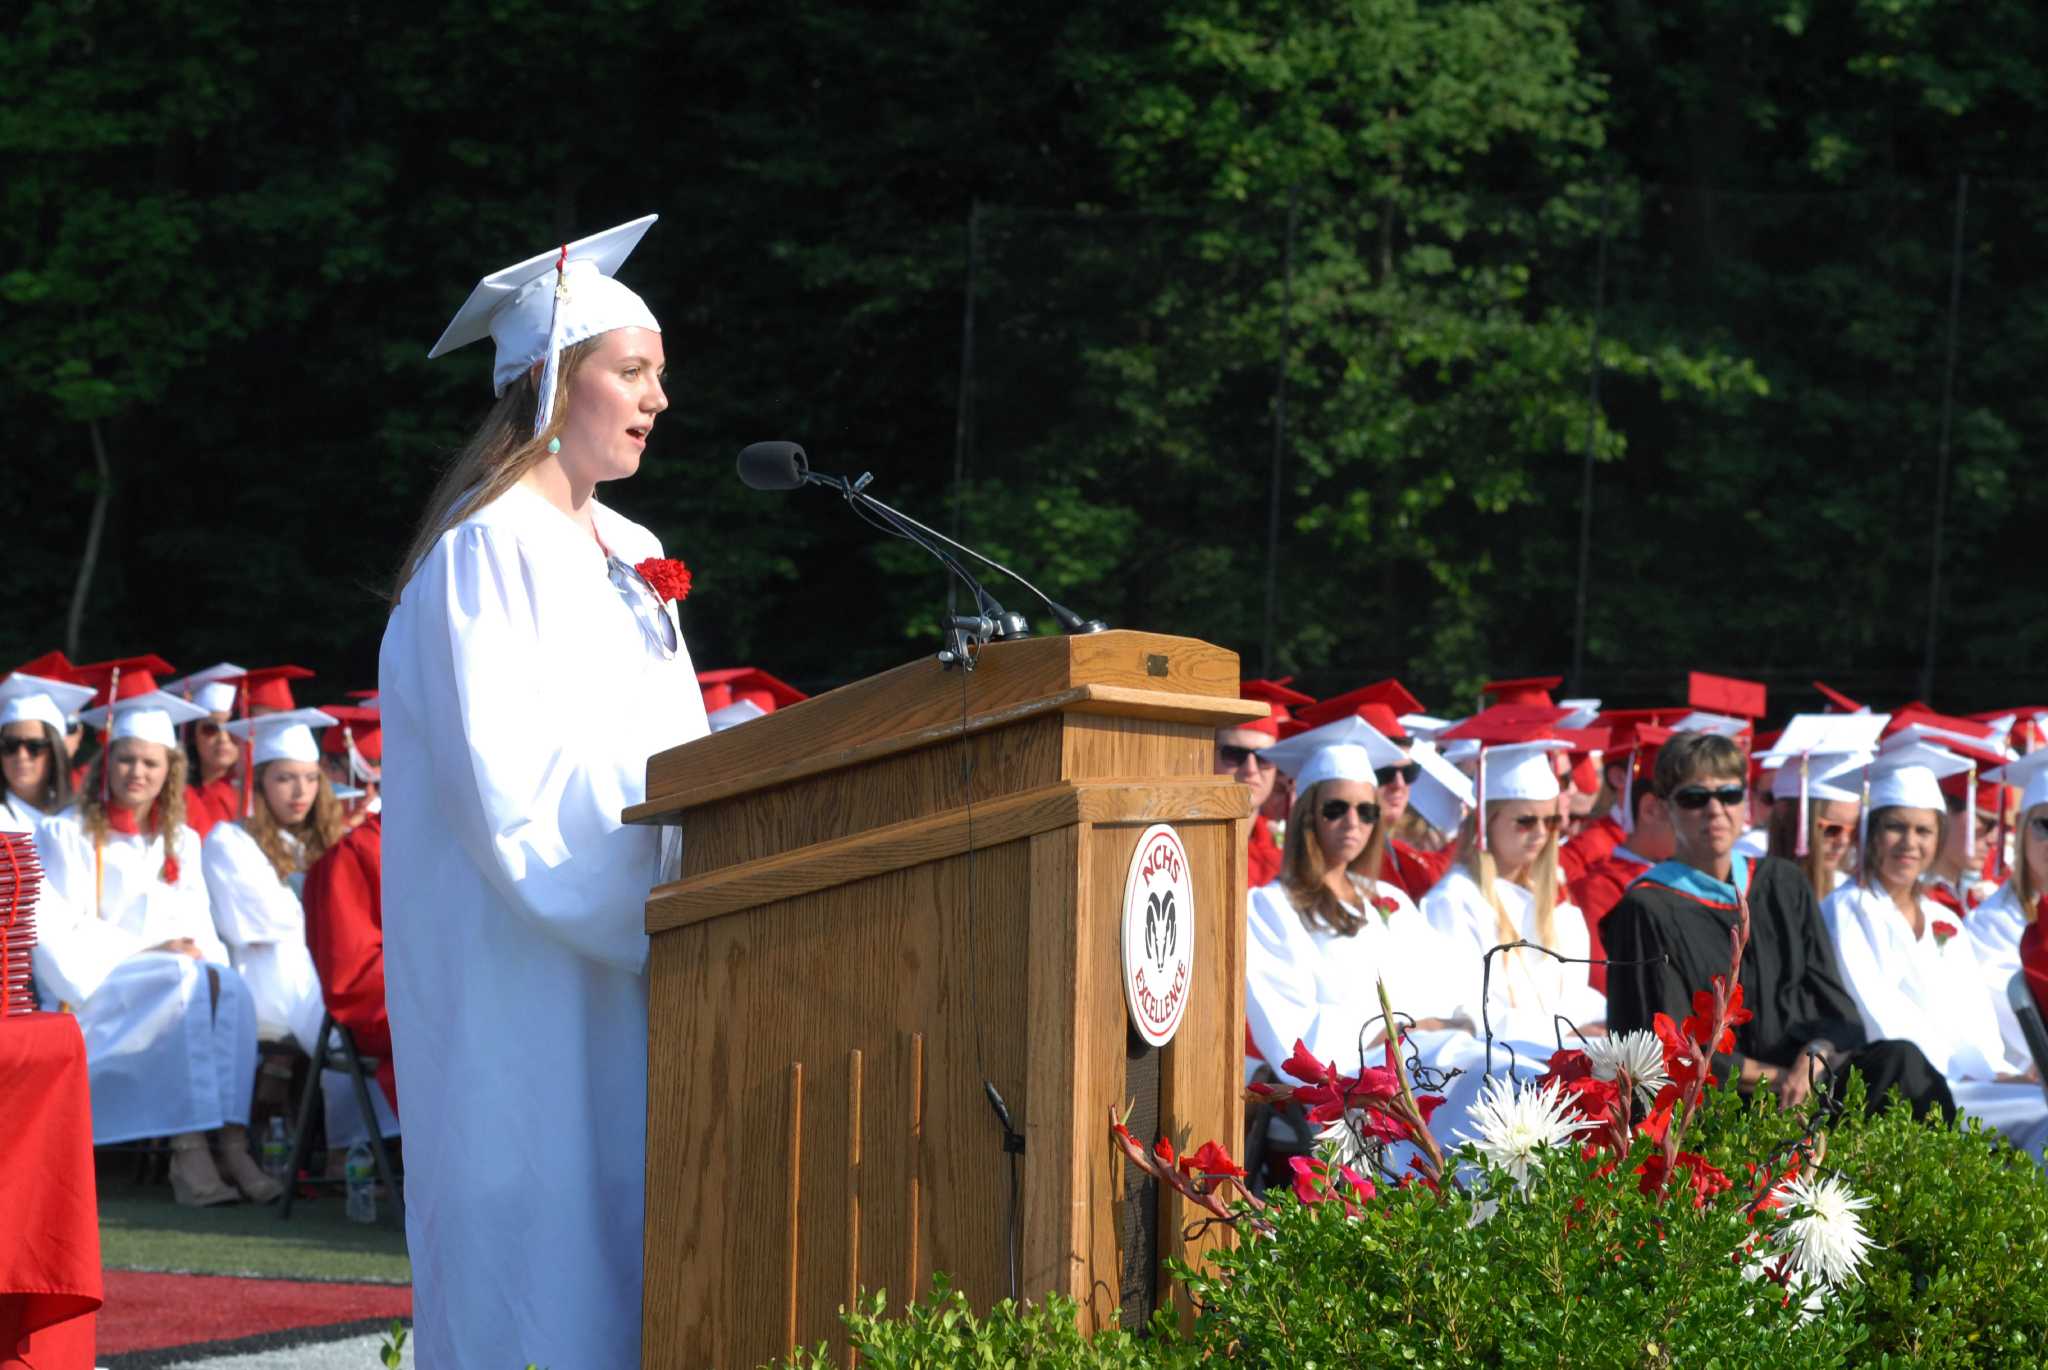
[628,631,1261,1368]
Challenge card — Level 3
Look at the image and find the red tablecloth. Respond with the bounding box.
[0,1013,100,1370]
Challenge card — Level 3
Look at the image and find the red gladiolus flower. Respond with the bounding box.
[1282,1040,1338,1086]
[635,556,693,603]
[1178,1140,1247,1184]
[1152,1135,1177,1168]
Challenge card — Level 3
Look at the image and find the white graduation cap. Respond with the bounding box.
[1398,713,1454,741]
[1669,710,1749,738]
[165,661,248,716]
[0,672,96,735]
[1408,739,1475,835]
[1479,740,1570,804]
[429,215,662,436]
[79,689,210,750]
[1756,713,1892,769]
[224,708,337,766]
[1258,715,1406,778]
[1989,748,2048,817]
[1769,751,1870,804]
[1866,739,1972,814]
[1440,737,1481,766]
[1556,698,1603,730]
[1295,743,1383,791]
[706,698,768,733]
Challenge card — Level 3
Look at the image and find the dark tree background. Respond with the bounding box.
[6,0,2043,716]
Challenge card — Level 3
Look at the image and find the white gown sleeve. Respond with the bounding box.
[1965,884,2033,1071]
[156,826,227,963]
[28,816,147,1005]
[1245,883,1378,1079]
[203,824,303,949]
[1820,887,1915,1046]
[1550,902,1609,1028]
[393,523,659,972]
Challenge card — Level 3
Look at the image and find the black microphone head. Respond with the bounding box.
[737,441,809,491]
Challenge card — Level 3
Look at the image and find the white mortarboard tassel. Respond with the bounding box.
[428,215,663,438]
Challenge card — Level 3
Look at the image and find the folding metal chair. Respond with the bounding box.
[2010,970,2048,1105]
[278,1011,403,1225]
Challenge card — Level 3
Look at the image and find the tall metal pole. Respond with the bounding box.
[949,201,981,618]
[1568,188,1611,696]
[1262,186,1300,678]
[1922,173,1968,702]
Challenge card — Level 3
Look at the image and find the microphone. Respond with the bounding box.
[734,441,1107,636]
[736,440,809,491]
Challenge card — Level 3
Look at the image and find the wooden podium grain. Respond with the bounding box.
[628,631,1259,1368]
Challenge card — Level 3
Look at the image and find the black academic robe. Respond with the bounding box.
[1604,855,1954,1120]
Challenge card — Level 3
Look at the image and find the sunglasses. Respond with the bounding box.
[1671,784,1747,811]
[0,736,51,757]
[195,720,228,738]
[1216,743,1274,767]
[1374,763,1421,787]
[1319,798,1381,825]
[1816,821,1853,842]
[606,555,679,658]
[1975,813,2000,834]
[1509,812,1566,833]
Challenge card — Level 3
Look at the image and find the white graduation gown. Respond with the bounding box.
[2,789,44,835]
[1820,882,2048,1156]
[202,822,327,1053]
[380,482,708,1370]
[1420,865,1607,1046]
[1963,880,2041,1078]
[30,808,258,1144]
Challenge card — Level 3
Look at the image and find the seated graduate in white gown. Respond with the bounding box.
[1,666,93,834]
[32,656,280,1205]
[1820,743,2048,1157]
[379,216,710,1370]
[1964,750,2048,1076]
[202,706,347,1057]
[1420,739,1606,1052]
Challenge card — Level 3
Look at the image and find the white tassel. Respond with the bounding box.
[1476,748,1488,855]
[532,246,570,439]
[1795,753,1810,858]
[1965,763,1977,862]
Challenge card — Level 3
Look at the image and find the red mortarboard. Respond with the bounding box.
[1813,681,1863,714]
[1293,679,1423,740]
[319,703,383,762]
[1688,671,1766,721]
[235,665,316,712]
[1237,678,1315,739]
[11,650,78,682]
[1482,675,1564,709]
[72,655,178,707]
[1439,704,1572,745]
[697,667,807,716]
[1938,773,2003,812]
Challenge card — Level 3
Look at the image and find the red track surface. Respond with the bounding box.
[96,1270,412,1354]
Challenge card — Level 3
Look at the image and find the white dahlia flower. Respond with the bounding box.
[1582,1029,1670,1106]
[1458,1076,1591,1190]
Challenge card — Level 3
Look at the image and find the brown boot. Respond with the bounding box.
[216,1124,284,1203]
[168,1133,239,1207]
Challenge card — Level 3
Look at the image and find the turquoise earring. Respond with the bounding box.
[547,437,561,454]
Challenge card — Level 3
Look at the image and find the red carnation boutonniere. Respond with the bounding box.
[635,557,692,604]
[1374,894,1400,920]
[1931,920,1960,949]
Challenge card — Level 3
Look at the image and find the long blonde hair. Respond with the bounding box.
[1766,794,1845,905]
[389,336,601,604]
[242,760,347,882]
[1279,780,1389,936]
[80,744,189,882]
[1455,801,1561,952]
[2017,803,2045,917]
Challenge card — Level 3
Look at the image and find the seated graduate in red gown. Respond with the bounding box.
[165,663,247,838]
[1221,679,1313,889]
[1567,723,1677,993]
[303,793,394,1117]
[318,700,384,826]
[697,665,807,733]
[1603,731,1954,1120]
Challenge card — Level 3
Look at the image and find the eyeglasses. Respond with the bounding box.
[1216,744,1274,768]
[0,736,51,758]
[1318,799,1381,825]
[1671,784,1747,811]
[1374,763,1420,787]
[1975,813,2000,834]
[194,720,227,738]
[1509,812,1566,833]
[606,555,679,658]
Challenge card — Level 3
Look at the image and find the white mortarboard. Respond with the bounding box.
[429,215,662,436]
[1481,740,1569,804]
[1756,713,1892,769]
[1398,713,1453,741]
[165,661,248,716]
[1988,748,2048,817]
[1556,698,1603,729]
[706,698,767,733]
[1866,740,1972,813]
[1769,751,1869,804]
[80,690,210,750]
[1294,743,1382,791]
[1408,740,1476,835]
[1669,710,1749,739]
[225,708,338,766]
[0,672,96,735]
[1258,715,1406,778]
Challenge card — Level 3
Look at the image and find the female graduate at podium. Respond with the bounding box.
[380,215,710,1370]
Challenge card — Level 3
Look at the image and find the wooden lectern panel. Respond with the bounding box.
[639,633,1251,1367]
